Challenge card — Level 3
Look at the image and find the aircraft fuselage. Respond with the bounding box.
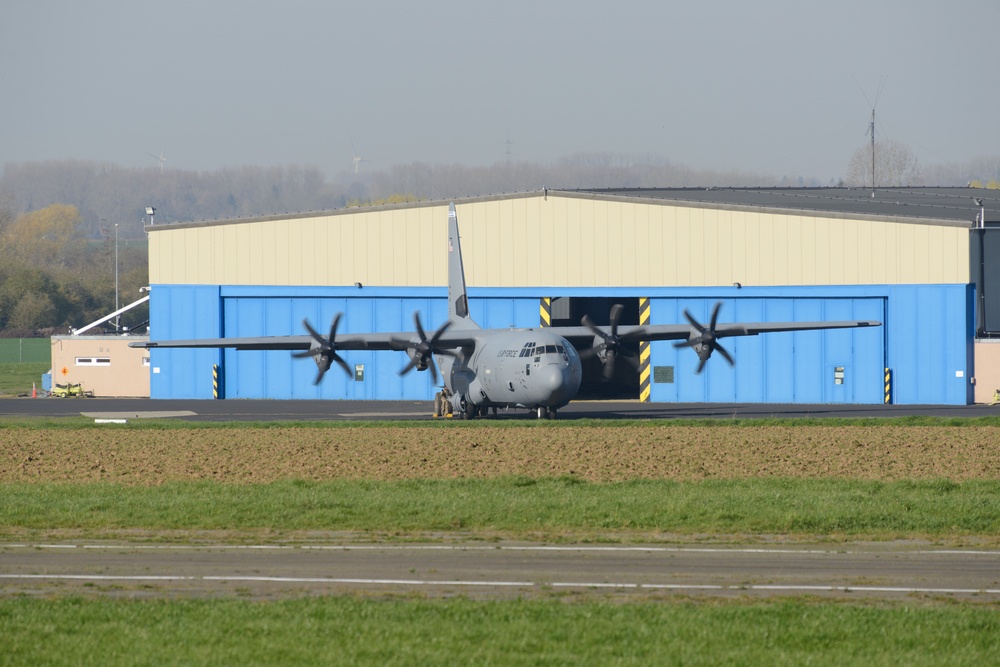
[440,329,582,416]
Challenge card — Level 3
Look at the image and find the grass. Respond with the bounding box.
[0,338,50,364]
[0,362,50,397]
[3,477,999,540]
[1,596,998,666]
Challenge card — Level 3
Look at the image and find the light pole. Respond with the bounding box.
[115,223,119,332]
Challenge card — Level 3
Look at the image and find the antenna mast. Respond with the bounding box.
[855,75,885,198]
[869,107,876,196]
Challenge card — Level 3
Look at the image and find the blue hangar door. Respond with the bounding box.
[216,294,541,400]
[219,295,453,400]
[648,297,886,404]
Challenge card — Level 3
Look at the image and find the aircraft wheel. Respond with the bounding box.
[546,408,557,420]
[463,398,476,420]
[536,406,547,419]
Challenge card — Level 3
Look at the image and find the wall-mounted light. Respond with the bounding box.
[973,197,985,228]
[733,282,742,289]
[355,282,363,289]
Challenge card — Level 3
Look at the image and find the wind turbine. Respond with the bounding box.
[350,139,364,175]
[147,149,167,173]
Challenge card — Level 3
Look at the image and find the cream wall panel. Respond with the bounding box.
[486,201,502,286]
[576,198,594,286]
[365,213,381,286]
[516,199,535,286]
[524,199,543,288]
[338,216,357,284]
[500,200,517,287]
[288,219,308,285]
[148,194,970,288]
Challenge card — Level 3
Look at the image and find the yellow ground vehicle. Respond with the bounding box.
[50,383,93,398]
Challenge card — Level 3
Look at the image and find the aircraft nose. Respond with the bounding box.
[538,363,578,405]
[540,365,563,392]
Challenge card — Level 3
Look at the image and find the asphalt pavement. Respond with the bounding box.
[1,397,998,421]
[3,541,998,601]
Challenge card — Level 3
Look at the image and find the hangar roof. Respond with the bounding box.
[569,187,996,226]
[155,186,996,232]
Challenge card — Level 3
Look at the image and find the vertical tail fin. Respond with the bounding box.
[447,203,475,325]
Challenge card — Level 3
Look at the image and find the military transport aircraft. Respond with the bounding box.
[134,203,881,419]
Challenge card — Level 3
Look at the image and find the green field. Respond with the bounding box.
[3,477,1000,541]
[2,597,998,667]
[0,339,50,396]
[0,362,49,396]
[0,338,50,363]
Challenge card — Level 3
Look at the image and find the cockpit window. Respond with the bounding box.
[546,345,557,353]
[556,345,565,354]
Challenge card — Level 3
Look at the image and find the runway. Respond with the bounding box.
[2,397,998,422]
[2,541,998,600]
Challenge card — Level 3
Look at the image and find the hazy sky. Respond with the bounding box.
[2,0,997,182]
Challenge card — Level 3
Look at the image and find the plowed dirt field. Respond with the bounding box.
[3,425,999,484]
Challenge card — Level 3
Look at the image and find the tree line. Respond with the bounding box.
[0,202,148,336]
[4,148,1000,239]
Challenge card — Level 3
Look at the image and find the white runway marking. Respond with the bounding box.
[1,573,998,596]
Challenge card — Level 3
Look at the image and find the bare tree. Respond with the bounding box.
[845,138,920,188]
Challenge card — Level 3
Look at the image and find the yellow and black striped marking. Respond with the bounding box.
[884,367,892,404]
[639,297,651,402]
[540,297,552,327]
[213,364,219,399]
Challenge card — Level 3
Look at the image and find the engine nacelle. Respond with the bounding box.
[403,347,430,371]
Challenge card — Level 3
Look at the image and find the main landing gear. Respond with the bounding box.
[452,395,496,420]
[536,406,557,420]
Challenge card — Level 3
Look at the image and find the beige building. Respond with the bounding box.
[50,335,150,398]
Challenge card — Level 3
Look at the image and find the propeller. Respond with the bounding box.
[580,303,645,381]
[673,301,735,374]
[293,314,352,385]
[390,312,458,384]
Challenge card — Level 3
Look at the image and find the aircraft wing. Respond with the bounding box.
[133,335,316,351]
[549,319,881,345]
[549,311,881,375]
[697,319,882,339]
[130,329,481,352]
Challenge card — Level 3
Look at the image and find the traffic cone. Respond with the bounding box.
[32,382,37,398]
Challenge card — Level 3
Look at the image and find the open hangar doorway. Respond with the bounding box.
[550,296,641,399]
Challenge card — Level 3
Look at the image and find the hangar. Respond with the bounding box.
[144,187,999,405]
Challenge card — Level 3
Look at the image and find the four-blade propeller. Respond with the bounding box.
[390,312,457,384]
[580,303,646,380]
[673,301,735,374]
[293,314,352,385]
